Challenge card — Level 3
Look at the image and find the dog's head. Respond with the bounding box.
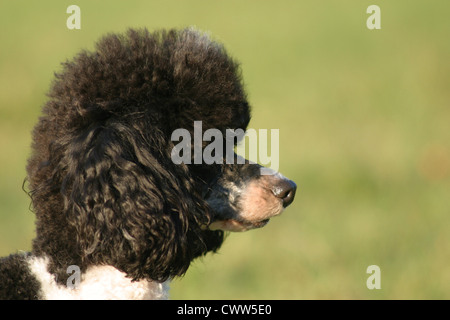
[26,28,296,283]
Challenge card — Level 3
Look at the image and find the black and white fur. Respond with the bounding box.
[0,28,296,300]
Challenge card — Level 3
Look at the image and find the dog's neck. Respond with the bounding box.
[27,255,169,300]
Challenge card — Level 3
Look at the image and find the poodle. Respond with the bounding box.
[0,28,296,300]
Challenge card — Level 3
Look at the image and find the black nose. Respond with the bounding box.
[272,179,297,208]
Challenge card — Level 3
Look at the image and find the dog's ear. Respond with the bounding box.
[60,120,223,281]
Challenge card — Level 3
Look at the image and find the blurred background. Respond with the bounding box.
[0,1,449,299]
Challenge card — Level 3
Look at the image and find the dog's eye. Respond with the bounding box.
[190,164,221,184]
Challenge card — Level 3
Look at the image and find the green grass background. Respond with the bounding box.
[1,1,449,299]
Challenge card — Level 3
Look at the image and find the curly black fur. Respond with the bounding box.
[0,253,40,299]
[25,28,250,284]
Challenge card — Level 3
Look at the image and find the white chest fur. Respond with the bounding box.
[27,256,169,300]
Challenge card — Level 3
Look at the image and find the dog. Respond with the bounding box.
[0,28,296,299]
